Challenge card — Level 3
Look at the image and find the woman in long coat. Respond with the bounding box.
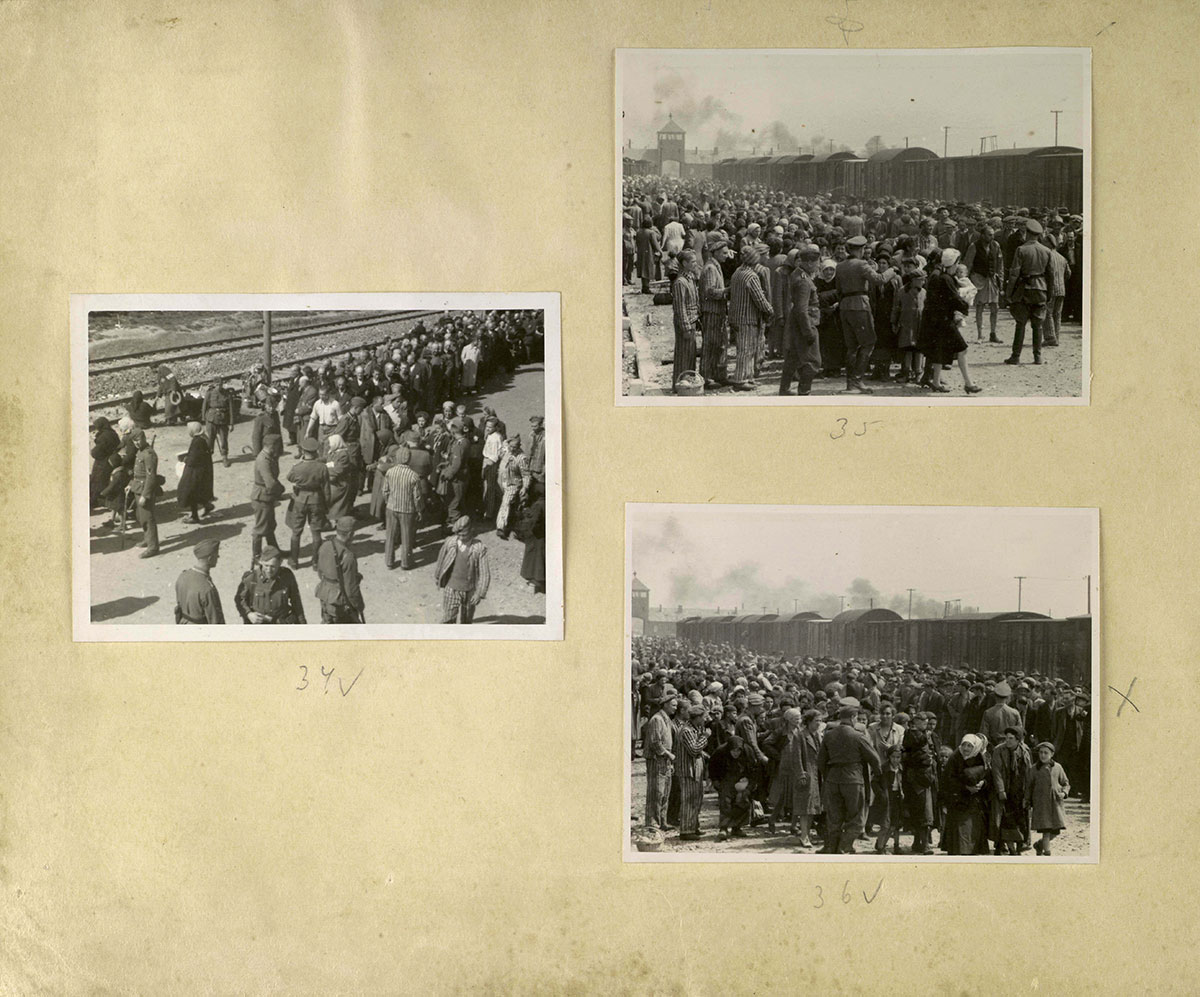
[768,708,806,835]
[918,249,981,394]
[990,727,1033,855]
[89,417,121,510]
[795,710,824,847]
[1026,741,1071,855]
[519,480,546,593]
[942,734,991,855]
[176,421,215,523]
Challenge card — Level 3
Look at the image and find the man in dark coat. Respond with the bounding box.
[314,516,364,623]
[1051,693,1091,803]
[202,376,236,467]
[779,246,822,396]
[817,699,882,853]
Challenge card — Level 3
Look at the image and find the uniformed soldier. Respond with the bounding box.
[251,433,285,566]
[835,236,895,394]
[314,516,364,623]
[439,422,470,525]
[234,545,306,624]
[128,430,161,558]
[285,437,330,570]
[817,697,882,854]
[249,390,283,457]
[174,538,225,624]
[202,376,236,467]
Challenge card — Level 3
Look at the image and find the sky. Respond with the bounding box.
[630,505,1098,620]
[620,49,1089,157]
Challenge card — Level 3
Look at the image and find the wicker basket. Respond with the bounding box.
[674,370,704,396]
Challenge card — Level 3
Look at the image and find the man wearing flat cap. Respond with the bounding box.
[980,681,1022,746]
[643,687,678,830]
[1005,218,1052,365]
[817,697,881,853]
[174,538,225,624]
[435,516,491,624]
[698,236,732,387]
[234,545,306,624]
[315,516,364,623]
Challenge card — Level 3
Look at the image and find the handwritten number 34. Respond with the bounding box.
[296,664,363,697]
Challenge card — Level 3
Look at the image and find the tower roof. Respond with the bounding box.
[658,116,685,135]
[631,574,649,592]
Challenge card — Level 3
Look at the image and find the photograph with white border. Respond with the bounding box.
[625,504,1098,862]
[616,48,1091,405]
[73,292,562,641]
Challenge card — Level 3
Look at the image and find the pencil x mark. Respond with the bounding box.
[1108,678,1139,715]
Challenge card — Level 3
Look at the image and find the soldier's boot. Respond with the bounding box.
[251,534,262,567]
[288,535,301,571]
[310,531,323,566]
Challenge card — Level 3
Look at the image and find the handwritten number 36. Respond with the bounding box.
[813,880,884,907]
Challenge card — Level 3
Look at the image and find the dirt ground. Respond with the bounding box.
[88,366,547,626]
[622,286,1084,398]
[629,756,1091,858]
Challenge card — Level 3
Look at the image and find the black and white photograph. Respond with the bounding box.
[72,293,562,640]
[625,504,1098,862]
[617,48,1090,403]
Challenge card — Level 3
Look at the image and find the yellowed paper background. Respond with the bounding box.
[2,0,1198,992]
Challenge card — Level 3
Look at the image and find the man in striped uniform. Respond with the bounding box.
[435,516,491,624]
[643,688,678,830]
[670,249,701,391]
[698,236,732,388]
[728,245,774,391]
[381,450,423,570]
[677,703,710,840]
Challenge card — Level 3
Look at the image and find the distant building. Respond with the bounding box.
[658,117,685,177]
[631,574,650,622]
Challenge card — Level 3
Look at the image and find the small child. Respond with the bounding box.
[893,263,926,382]
[951,262,978,336]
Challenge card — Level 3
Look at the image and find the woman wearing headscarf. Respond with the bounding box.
[918,248,982,394]
[963,223,1005,343]
[89,417,122,510]
[518,479,546,594]
[942,733,991,854]
[815,258,843,380]
[176,421,215,523]
[1026,741,1070,855]
[676,703,710,841]
[768,707,807,836]
[126,390,154,429]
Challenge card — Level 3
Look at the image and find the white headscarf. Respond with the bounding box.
[941,247,962,269]
[959,734,984,760]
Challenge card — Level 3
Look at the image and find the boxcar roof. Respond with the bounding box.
[867,147,939,163]
[833,608,903,623]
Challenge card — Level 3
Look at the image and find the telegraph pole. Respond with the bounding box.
[1051,110,1062,146]
[943,125,950,158]
[262,311,273,378]
[839,596,846,614]
[793,598,799,612]
[907,588,915,619]
[1014,576,1026,612]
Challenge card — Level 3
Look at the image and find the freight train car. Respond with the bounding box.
[670,611,1090,684]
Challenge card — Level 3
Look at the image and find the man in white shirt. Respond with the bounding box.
[480,416,504,520]
[305,384,342,445]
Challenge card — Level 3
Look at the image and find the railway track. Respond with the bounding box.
[87,309,447,414]
[89,310,423,375]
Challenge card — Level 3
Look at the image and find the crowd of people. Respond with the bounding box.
[88,310,548,625]
[632,635,1091,856]
[622,177,1083,395]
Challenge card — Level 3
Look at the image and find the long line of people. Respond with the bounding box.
[87,310,548,624]
[623,177,1081,395]
[632,636,1090,856]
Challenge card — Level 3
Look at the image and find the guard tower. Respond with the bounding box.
[631,574,650,622]
[657,116,685,178]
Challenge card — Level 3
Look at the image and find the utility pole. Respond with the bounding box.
[869,598,874,609]
[1014,576,1026,612]
[943,600,950,619]
[793,598,799,613]
[829,139,834,153]
[904,136,909,148]
[1051,110,1062,146]
[262,311,273,378]
[943,125,950,158]
[906,589,915,619]
[839,596,846,614]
